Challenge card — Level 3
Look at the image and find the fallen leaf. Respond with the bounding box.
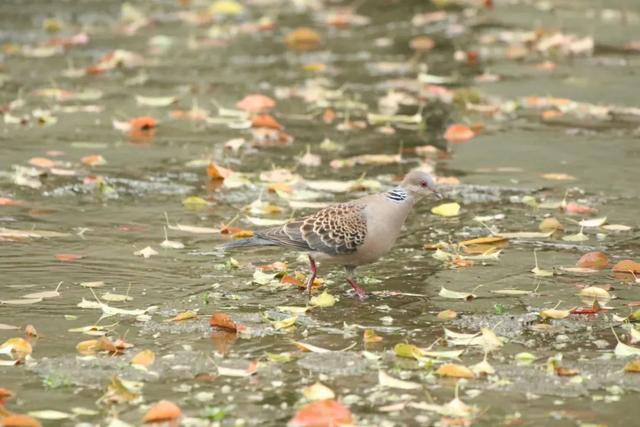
[444,124,475,143]
[0,414,42,427]
[134,246,158,258]
[437,363,475,379]
[0,337,33,358]
[209,312,245,333]
[378,370,421,389]
[285,27,321,51]
[168,310,198,322]
[613,260,640,274]
[287,399,352,427]
[27,410,71,420]
[236,94,276,113]
[293,342,332,353]
[431,202,461,217]
[539,308,571,320]
[309,291,336,308]
[302,383,335,401]
[437,309,458,320]
[624,359,640,373]
[80,155,106,166]
[576,252,609,269]
[130,349,155,367]
[24,325,38,337]
[439,287,476,300]
[579,217,607,228]
[539,217,563,232]
[363,329,383,343]
[143,400,181,424]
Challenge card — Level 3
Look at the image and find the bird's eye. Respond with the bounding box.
[420,181,428,188]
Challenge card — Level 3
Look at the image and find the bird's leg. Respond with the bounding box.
[305,255,317,296]
[345,266,366,299]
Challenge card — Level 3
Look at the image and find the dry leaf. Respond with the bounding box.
[143,400,181,424]
[431,202,461,217]
[436,363,475,379]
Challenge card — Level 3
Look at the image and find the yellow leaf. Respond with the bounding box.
[624,359,640,373]
[309,290,336,308]
[431,202,461,217]
[539,308,571,320]
[0,337,33,358]
[273,316,297,330]
[436,363,475,379]
[209,0,244,15]
[181,196,209,209]
[167,310,198,322]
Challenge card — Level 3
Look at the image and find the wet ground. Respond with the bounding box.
[1,0,640,426]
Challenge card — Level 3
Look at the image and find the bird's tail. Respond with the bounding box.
[221,236,277,251]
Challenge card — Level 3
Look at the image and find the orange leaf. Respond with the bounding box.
[288,399,353,427]
[363,329,383,343]
[576,252,609,270]
[81,154,106,166]
[0,414,42,427]
[209,312,245,332]
[251,114,283,129]
[0,387,15,405]
[613,260,640,274]
[143,400,182,424]
[555,367,579,377]
[129,116,157,131]
[207,162,234,180]
[28,157,55,169]
[131,349,156,367]
[322,108,336,124]
[284,27,321,51]
[444,124,475,143]
[55,253,83,261]
[281,274,303,287]
[0,198,24,206]
[236,94,276,113]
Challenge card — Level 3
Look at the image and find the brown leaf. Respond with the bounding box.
[236,94,276,113]
[576,252,609,270]
[209,312,245,332]
[624,359,640,373]
[444,124,475,143]
[613,260,640,274]
[24,325,38,337]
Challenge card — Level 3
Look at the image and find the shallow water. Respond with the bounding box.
[1,0,640,426]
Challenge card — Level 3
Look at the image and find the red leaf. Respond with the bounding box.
[251,114,283,129]
[288,399,353,427]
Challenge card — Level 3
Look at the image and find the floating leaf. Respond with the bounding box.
[431,202,461,217]
[309,291,336,308]
[288,399,352,427]
[293,342,331,353]
[134,246,158,258]
[437,309,458,320]
[612,260,640,273]
[436,363,475,379]
[209,313,244,333]
[1,414,42,427]
[378,370,421,390]
[394,343,426,360]
[28,410,72,420]
[438,287,476,300]
[624,359,640,373]
[285,27,321,51]
[531,250,553,277]
[302,383,335,401]
[579,217,607,228]
[576,252,609,269]
[539,217,563,232]
[130,350,155,367]
[539,308,571,320]
[142,400,181,424]
[444,123,475,143]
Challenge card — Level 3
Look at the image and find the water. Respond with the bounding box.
[1,0,640,425]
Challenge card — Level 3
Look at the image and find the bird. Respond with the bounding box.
[223,170,443,298]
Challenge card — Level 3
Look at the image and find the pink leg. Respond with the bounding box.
[345,266,366,299]
[305,255,317,296]
[347,278,366,299]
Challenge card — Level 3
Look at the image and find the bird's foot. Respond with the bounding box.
[346,278,366,299]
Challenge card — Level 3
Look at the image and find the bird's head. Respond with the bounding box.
[401,170,443,200]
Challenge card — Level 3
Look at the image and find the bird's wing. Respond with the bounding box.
[256,202,367,255]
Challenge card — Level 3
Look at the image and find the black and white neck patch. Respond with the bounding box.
[385,187,409,203]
